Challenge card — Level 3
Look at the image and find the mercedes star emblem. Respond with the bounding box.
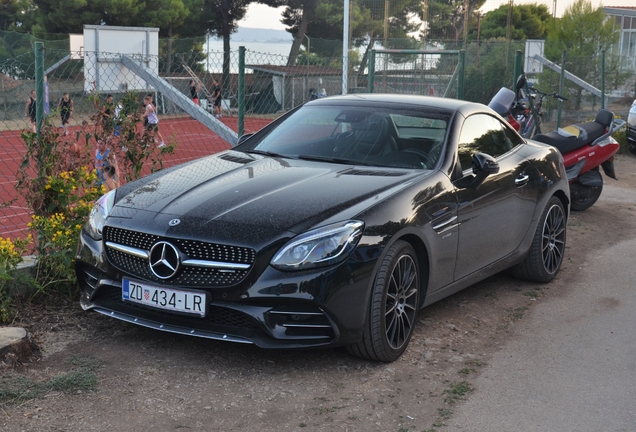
[168,218,181,226]
[149,241,181,279]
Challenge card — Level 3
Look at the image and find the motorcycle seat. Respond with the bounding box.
[532,121,606,154]
[532,109,614,154]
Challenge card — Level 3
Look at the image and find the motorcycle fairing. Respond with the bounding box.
[601,159,617,180]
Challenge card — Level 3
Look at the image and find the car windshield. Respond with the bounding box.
[239,104,452,170]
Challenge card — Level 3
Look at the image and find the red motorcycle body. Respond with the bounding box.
[489,84,626,211]
[560,137,619,179]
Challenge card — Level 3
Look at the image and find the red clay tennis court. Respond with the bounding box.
[0,116,273,240]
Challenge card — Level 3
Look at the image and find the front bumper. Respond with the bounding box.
[75,230,376,349]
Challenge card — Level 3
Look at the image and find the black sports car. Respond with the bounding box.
[75,94,569,362]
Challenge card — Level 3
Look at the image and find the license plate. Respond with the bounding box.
[122,278,206,317]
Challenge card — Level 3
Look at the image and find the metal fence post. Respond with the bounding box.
[35,41,44,137]
[601,49,605,110]
[458,50,465,100]
[513,50,523,89]
[367,50,375,93]
[557,50,566,129]
[238,46,245,138]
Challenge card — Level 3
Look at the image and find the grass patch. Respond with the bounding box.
[458,368,476,376]
[312,405,347,415]
[464,359,486,367]
[444,381,474,405]
[510,306,529,322]
[438,408,453,419]
[0,355,102,405]
[522,289,541,299]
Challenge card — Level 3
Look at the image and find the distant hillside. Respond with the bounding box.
[230,27,292,43]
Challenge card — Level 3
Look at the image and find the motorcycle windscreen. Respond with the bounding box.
[488,87,516,116]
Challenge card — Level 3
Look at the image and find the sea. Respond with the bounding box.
[205,27,293,72]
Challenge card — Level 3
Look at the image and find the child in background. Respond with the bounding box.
[142,94,165,148]
[103,165,120,191]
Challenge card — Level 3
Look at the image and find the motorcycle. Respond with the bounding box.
[489,74,626,211]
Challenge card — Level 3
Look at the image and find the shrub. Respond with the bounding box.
[0,237,29,322]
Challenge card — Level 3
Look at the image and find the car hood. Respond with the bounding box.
[109,151,422,241]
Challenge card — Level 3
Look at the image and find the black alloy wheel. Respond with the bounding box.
[512,196,567,283]
[347,240,420,362]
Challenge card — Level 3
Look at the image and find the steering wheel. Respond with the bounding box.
[402,148,435,169]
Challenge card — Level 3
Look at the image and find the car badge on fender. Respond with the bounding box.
[169,219,181,227]
[149,241,180,279]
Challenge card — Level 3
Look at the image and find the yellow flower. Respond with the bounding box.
[45,184,51,190]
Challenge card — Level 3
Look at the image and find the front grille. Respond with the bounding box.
[104,226,255,287]
[105,227,159,251]
[95,285,260,330]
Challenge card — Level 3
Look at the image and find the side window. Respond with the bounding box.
[458,114,516,170]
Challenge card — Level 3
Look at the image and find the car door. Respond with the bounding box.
[453,114,538,281]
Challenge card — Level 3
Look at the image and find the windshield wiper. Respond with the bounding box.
[245,149,283,158]
[297,154,375,166]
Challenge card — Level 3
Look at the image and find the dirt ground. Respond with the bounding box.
[2,154,636,432]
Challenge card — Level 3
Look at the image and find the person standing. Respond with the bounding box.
[25,90,36,133]
[212,79,222,118]
[94,139,117,186]
[58,92,74,136]
[96,94,116,135]
[189,80,200,105]
[142,94,165,148]
[103,165,120,191]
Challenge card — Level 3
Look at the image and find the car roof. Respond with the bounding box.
[307,93,489,117]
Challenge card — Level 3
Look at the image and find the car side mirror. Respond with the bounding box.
[237,133,254,145]
[455,152,499,189]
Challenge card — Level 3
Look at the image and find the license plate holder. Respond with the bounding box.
[122,278,206,317]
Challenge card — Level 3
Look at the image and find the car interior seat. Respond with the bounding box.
[347,115,398,162]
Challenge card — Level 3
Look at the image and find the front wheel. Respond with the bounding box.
[347,240,420,362]
[570,177,603,211]
[512,196,566,283]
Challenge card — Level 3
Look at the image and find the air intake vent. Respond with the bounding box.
[341,168,406,177]
[219,153,255,165]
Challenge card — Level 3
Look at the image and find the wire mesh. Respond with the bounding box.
[1,30,634,241]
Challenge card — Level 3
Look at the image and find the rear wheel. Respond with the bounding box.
[347,240,420,362]
[512,196,566,283]
[570,177,603,211]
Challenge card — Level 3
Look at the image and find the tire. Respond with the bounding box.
[347,240,420,362]
[570,177,603,212]
[512,196,566,283]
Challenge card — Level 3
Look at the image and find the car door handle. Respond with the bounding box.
[515,173,529,187]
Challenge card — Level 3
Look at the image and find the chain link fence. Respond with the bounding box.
[1,31,635,241]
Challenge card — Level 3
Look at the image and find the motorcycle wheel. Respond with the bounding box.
[570,178,603,212]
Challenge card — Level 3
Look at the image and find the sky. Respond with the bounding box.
[239,1,636,31]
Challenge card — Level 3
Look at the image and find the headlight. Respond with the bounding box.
[271,220,364,271]
[85,190,116,240]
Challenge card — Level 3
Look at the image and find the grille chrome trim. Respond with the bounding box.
[182,259,251,270]
[106,242,149,259]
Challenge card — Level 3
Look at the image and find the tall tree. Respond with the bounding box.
[282,0,318,66]
[204,0,283,98]
[469,3,551,41]
[426,0,485,43]
[140,0,192,73]
[545,0,618,109]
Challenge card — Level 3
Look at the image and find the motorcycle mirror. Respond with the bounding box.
[515,74,527,92]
